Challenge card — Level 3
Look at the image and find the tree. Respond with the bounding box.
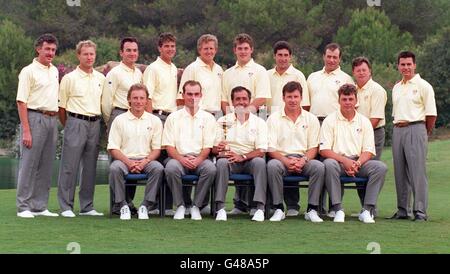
[417,27,450,127]
[335,8,414,65]
[0,19,33,139]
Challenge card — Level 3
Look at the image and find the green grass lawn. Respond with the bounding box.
[1,140,450,254]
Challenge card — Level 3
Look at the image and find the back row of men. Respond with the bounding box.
[16,33,436,223]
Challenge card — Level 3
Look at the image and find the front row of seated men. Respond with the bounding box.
[109,80,387,223]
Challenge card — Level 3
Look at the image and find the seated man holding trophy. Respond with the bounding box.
[213,86,268,222]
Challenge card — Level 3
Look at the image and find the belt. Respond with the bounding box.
[374,126,385,131]
[114,107,128,112]
[153,109,171,116]
[394,121,424,127]
[68,112,100,122]
[28,108,58,116]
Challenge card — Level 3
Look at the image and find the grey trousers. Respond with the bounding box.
[324,158,387,211]
[215,157,267,211]
[373,127,385,160]
[57,117,100,212]
[16,111,58,212]
[392,123,428,218]
[109,159,164,207]
[165,158,216,207]
[267,159,325,208]
[107,108,126,136]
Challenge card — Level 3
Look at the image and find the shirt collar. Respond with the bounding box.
[357,78,373,92]
[182,107,201,118]
[33,58,54,70]
[321,66,341,75]
[402,74,421,85]
[272,64,295,76]
[337,109,357,123]
[119,61,136,73]
[196,57,216,68]
[126,110,148,120]
[281,108,304,122]
[156,56,173,66]
[76,66,92,78]
[234,58,255,69]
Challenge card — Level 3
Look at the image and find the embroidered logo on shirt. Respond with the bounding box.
[335,80,341,85]
[248,72,254,77]
[413,89,418,94]
[356,128,362,134]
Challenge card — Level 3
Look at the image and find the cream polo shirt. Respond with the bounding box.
[107,111,163,158]
[267,109,320,156]
[356,78,387,128]
[16,58,59,112]
[143,57,178,113]
[307,67,354,117]
[267,65,310,112]
[58,66,105,116]
[392,74,437,123]
[177,57,223,112]
[221,59,271,106]
[162,108,217,155]
[214,113,268,155]
[320,110,376,157]
[102,62,142,122]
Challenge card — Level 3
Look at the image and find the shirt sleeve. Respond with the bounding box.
[202,115,217,149]
[319,117,334,151]
[16,67,32,103]
[421,81,437,116]
[107,117,122,151]
[58,75,70,109]
[143,65,157,99]
[307,115,320,150]
[101,71,118,123]
[255,118,268,151]
[361,118,376,155]
[254,67,271,99]
[370,85,387,119]
[161,113,175,147]
[151,117,163,150]
[266,115,278,151]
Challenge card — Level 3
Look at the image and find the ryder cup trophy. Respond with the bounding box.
[217,120,232,158]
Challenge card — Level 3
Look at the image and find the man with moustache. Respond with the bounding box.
[16,34,60,218]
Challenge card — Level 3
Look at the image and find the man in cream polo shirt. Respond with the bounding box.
[57,40,105,218]
[177,34,223,118]
[221,33,271,116]
[389,51,437,222]
[108,84,164,220]
[163,81,217,220]
[16,34,60,218]
[266,81,324,222]
[267,41,310,113]
[267,41,310,217]
[320,84,387,223]
[307,43,354,123]
[102,37,143,216]
[143,32,178,123]
[352,57,387,160]
[213,86,268,222]
[102,37,142,129]
[221,33,270,214]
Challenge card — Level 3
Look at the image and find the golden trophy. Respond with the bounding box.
[217,120,232,158]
